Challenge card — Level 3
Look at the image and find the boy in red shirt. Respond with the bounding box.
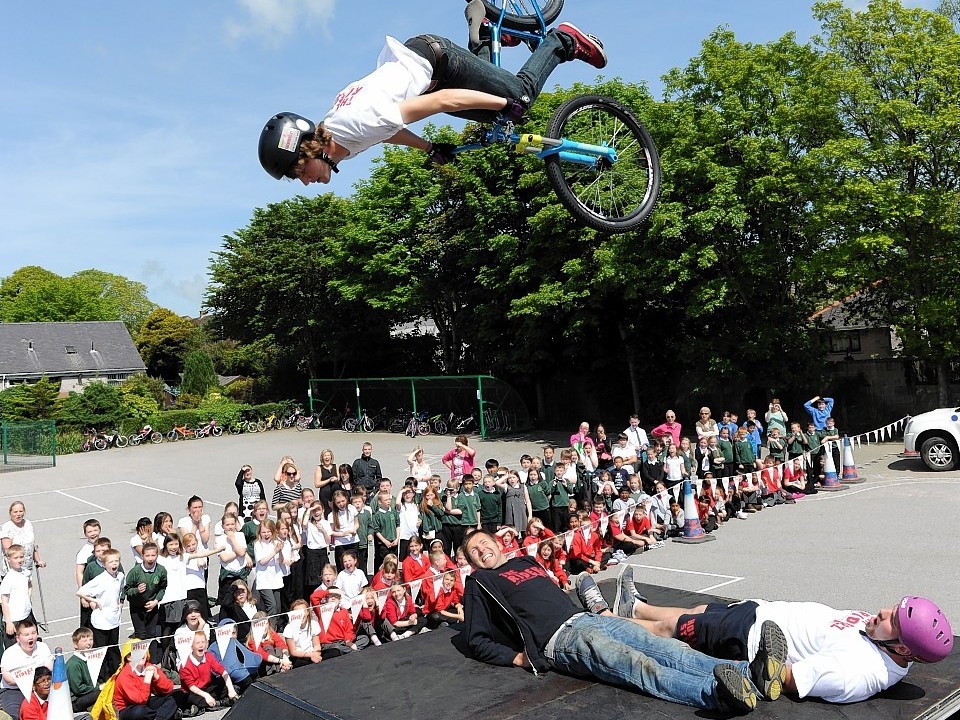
[318,588,367,658]
[424,571,464,628]
[568,512,606,575]
[112,640,178,720]
[178,632,238,713]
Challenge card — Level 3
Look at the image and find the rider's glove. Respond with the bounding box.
[501,96,529,124]
[428,142,458,166]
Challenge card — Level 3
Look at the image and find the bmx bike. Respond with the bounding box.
[454,0,662,233]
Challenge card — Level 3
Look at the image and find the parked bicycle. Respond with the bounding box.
[102,429,128,449]
[128,425,164,445]
[81,429,107,452]
[167,425,197,441]
[195,419,223,438]
[343,408,375,433]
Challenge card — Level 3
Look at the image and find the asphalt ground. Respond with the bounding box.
[3,427,957,717]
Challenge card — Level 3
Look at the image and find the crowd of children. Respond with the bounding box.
[0,398,849,719]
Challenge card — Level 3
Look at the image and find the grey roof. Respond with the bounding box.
[0,321,146,378]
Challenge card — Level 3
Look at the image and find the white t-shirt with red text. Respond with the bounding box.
[746,600,909,703]
[322,36,432,159]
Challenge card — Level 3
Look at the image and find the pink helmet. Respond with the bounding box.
[897,596,953,663]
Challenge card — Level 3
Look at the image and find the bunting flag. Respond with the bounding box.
[599,516,609,537]
[409,580,422,603]
[526,543,538,557]
[84,647,106,684]
[564,531,573,552]
[12,665,36,699]
[130,641,149,672]
[458,565,471,585]
[288,608,306,627]
[250,619,268,648]
[721,477,730,494]
[318,601,335,632]
[214,625,233,657]
[376,589,389,612]
[350,596,363,624]
[709,478,717,493]
[433,574,444,598]
[174,632,193,667]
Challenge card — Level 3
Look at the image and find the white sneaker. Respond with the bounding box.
[737,511,749,520]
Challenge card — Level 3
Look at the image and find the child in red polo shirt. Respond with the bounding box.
[178,632,238,713]
[318,588,368,658]
[424,570,463,628]
[568,512,606,574]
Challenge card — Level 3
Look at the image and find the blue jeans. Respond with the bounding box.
[544,613,751,710]
[406,31,570,121]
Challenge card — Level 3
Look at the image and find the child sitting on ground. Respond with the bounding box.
[179,631,239,713]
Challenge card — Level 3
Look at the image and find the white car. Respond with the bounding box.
[902,408,960,471]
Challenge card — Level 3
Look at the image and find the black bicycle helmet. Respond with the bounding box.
[258,112,316,180]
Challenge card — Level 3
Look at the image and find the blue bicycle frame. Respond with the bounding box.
[453,3,617,168]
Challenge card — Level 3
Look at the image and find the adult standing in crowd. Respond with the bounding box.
[695,408,719,441]
[313,449,338,513]
[623,415,649,455]
[570,422,591,450]
[651,410,682,447]
[804,395,835,431]
[273,462,303,511]
[442,436,477,481]
[0,501,45,578]
[352,442,383,495]
[591,425,613,468]
[765,398,789,438]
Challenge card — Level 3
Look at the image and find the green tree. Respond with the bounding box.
[181,350,218,397]
[811,0,960,404]
[57,382,130,430]
[0,378,60,421]
[206,194,395,381]
[121,373,167,407]
[136,308,197,383]
[0,267,156,330]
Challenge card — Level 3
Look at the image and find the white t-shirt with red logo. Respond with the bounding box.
[746,600,910,703]
[322,36,433,159]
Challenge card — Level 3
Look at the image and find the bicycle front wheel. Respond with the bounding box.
[433,419,448,435]
[343,418,359,433]
[361,417,375,433]
[481,0,563,30]
[544,95,661,233]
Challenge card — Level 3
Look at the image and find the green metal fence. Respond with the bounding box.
[306,375,531,439]
[1,421,57,472]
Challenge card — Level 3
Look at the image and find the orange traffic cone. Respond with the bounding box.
[820,441,845,491]
[841,435,865,483]
[673,479,716,544]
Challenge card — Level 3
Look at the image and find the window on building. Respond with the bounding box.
[64,345,77,354]
[829,331,861,354]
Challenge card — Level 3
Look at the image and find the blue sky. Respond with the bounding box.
[0,0,935,317]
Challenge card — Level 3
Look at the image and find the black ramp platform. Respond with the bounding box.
[228,583,960,720]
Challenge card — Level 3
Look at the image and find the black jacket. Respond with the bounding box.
[463,555,578,675]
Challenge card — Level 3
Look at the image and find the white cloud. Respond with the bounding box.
[225,0,336,44]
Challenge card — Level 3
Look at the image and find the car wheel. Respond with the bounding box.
[920,436,956,471]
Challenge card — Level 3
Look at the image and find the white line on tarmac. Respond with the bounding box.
[699,577,745,593]
[806,477,960,502]
[123,481,180,496]
[631,563,745,594]
[57,490,108,512]
[0,481,127,500]
[33,511,111,523]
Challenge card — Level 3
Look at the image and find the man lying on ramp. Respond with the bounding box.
[605,566,953,704]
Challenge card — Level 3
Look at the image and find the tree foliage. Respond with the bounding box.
[811,0,960,402]
[57,382,130,430]
[181,350,218,397]
[0,377,60,421]
[136,308,197,383]
[0,267,156,330]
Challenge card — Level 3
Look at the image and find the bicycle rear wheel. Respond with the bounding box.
[544,95,661,233]
[481,0,563,30]
[433,419,448,435]
[343,418,359,433]
[361,417,375,433]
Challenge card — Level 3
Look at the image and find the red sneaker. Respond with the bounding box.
[556,22,607,69]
